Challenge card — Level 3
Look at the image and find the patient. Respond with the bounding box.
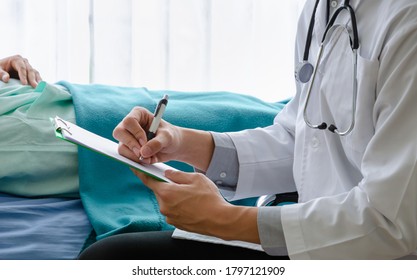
[0,55,79,198]
[0,58,93,260]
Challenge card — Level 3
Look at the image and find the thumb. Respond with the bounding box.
[164,169,193,184]
[0,70,9,82]
[140,134,167,158]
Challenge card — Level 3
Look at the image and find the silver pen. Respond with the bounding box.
[140,94,169,160]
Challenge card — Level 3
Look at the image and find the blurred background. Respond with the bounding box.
[0,0,306,102]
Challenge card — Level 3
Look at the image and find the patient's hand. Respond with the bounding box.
[0,55,42,88]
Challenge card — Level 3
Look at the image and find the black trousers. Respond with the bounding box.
[78,230,289,260]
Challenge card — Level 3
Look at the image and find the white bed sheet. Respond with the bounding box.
[0,192,92,260]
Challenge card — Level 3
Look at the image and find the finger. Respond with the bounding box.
[140,137,164,159]
[140,127,171,160]
[131,168,168,193]
[25,62,40,88]
[114,129,142,158]
[113,117,147,159]
[164,169,196,184]
[118,143,139,162]
[0,70,9,83]
[11,58,28,85]
[35,71,42,83]
[131,168,151,185]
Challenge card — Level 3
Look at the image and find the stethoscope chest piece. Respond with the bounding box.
[295,61,314,84]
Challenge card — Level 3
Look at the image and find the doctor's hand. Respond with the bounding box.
[114,106,215,171]
[132,168,261,244]
[113,106,183,164]
[0,55,42,88]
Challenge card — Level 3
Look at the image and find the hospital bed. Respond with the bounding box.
[0,79,287,259]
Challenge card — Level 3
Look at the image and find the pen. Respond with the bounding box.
[139,94,169,160]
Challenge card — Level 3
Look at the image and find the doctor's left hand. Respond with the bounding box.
[0,55,42,88]
[132,168,260,244]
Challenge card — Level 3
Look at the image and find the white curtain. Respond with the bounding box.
[0,0,306,102]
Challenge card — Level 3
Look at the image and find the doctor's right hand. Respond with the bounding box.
[114,106,214,172]
[113,106,182,165]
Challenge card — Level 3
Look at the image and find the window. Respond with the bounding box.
[0,0,306,102]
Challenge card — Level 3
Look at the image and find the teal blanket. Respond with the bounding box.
[58,81,286,240]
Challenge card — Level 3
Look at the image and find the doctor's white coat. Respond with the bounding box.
[227,0,417,259]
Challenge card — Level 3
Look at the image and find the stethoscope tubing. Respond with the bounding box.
[301,0,359,136]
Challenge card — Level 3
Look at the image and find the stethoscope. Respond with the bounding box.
[296,0,359,136]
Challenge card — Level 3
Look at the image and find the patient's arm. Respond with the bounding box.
[0,55,42,88]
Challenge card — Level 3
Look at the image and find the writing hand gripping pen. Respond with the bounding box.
[147,94,169,140]
[140,94,169,160]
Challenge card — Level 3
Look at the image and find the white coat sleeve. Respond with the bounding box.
[225,94,299,201]
[282,13,417,259]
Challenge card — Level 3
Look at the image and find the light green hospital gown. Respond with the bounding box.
[0,79,79,197]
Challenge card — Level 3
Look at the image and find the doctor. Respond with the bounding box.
[80,0,417,259]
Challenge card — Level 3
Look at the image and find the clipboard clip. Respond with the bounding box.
[54,116,72,136]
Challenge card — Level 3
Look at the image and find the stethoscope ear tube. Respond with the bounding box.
[295,0,321,84]
[322,4,359,50]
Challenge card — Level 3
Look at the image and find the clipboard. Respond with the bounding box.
[51,116,176,182]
